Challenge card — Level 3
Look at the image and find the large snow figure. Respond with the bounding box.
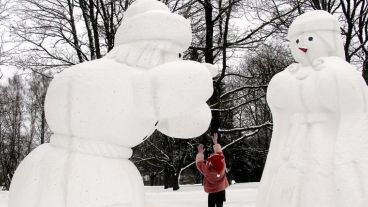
[257,10,368,207]
[8,0,215,207]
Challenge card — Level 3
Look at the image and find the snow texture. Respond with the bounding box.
[7,0,216,206]
[257,10,368,207]
[2,183,259,207]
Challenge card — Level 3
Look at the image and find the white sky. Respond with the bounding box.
[0,66,18,86]
[0,1,17,86]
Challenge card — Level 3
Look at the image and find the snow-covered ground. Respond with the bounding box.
[0,191,7,207]
[0,182,258,207]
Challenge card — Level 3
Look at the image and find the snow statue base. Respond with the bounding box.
[8,0,216,207]
[257,10,368,207]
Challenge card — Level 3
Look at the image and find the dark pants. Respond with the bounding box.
[208,190,226,207]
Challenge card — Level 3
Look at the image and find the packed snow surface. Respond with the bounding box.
[1,183,258,207]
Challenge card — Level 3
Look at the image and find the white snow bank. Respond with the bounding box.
[146,183,258,207]
[1,183,258,207]
[0,191,8,207]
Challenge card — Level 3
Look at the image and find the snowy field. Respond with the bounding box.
[0,182,258,207]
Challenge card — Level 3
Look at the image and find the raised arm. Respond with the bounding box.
[196,134,224,175]
[195,144,208,175]
[211,133,223,155]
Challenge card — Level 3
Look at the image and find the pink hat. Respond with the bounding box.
[207,153,225,174]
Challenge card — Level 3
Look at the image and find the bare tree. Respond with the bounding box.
[11,0,131,76]
[0,76,26,189]
[132,131,199,190]
[26,73,52,145]
[339,0,368,84]
[307,0,341,13]
[0,0,11,67]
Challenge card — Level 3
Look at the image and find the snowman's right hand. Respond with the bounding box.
[203,63,219,77]
[156,104,211,139]
[312,58,325,71]
[312,57,352,72]
[152,60,213,117]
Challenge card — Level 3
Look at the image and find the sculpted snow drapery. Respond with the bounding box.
[8,0,216,207]
[257,10,368,207]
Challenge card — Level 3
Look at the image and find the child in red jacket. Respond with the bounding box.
[196,133,229,207]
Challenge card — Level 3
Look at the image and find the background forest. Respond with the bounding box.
[0,0,367,190]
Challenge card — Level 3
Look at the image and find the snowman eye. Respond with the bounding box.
[308,37,313,41]
[296,39,299,44]
[178,53,182,58]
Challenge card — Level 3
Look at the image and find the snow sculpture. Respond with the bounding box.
[257,10,368,207]
[8,0,215,207]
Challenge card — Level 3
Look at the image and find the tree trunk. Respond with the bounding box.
[173,173,180,191]
[203,0,220,134]
[40,94,46,144]
[67,0,84,63]
[163,165,173,189]
[99,0,114,51]
[80,0,96,60]
[89,0,101,59]
[204,0,214,64]
[149,173,156,186]
[363,59,368,85]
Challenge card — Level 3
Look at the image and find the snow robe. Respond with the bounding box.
[8,57,213,207]
[256,57,368,207]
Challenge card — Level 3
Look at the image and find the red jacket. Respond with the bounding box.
[196,144,229,193]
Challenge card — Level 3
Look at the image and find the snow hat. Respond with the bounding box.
[287,10,340,40]
[208,153,225,175]
[115,0,192,52]
[287,10,345,59]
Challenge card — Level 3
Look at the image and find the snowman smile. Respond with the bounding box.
[299,47,308,53]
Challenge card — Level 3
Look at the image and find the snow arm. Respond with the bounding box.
[256,71,294,207]
[152,60,213,118]
[156,104,211,139]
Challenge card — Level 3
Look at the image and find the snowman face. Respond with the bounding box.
[161,42,183,64]
[289,32,330,66]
